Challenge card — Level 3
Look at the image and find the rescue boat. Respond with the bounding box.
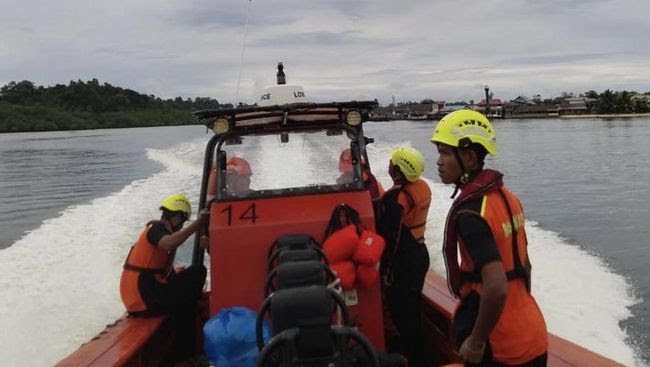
[56,64,625,367]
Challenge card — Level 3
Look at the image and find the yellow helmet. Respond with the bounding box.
[160,193,192,217]
[431,109,498,156]
[390,146,425,182]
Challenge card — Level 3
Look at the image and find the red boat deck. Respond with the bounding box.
[55,314,171,367]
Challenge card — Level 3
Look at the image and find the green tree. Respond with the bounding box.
[0,80,37,104]
[633,99,648,113]
[0,79,226,133]
[596,90,616,114]
[615,91,633,113]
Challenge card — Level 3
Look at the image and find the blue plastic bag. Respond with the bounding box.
[203,306,271,367]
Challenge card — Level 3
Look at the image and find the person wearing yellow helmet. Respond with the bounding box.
[431,110,547,366]
[120,193,210,363]
[375,146,431,367]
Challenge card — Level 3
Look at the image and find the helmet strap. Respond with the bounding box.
[171,214,186,232]
[389,164,407,185]
[450,184,460,199]
[161,210,187,232]
[172,221,184,232]
[453,149,467,174]
[450,149,472,199]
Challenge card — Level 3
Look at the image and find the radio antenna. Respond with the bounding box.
[234,0,253,107]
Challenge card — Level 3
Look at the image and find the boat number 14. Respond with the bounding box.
[220,203,259,225]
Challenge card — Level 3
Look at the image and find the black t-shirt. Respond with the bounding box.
[146,221,170,248]
[376,188,404,258]
[455,202,502,272]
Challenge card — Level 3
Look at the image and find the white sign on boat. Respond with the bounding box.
[258,84,307,106]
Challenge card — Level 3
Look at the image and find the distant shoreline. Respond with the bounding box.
[558,112,650,119]
[371,112,650,122]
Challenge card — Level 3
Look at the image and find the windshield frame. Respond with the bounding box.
[211,123,367,201]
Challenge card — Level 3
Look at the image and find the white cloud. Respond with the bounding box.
[1,0,649,105]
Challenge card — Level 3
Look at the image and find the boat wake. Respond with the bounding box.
[0,137,206,366]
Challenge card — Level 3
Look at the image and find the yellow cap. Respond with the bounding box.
[431,109,498,156]
[390,147,425,182]
[160,193,191,217]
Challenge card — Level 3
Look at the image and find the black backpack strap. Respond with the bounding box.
[323,203,363,241]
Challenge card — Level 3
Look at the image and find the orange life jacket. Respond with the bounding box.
[397,179,431,243]
[119,221,175,313]
[444,170,547,364]
[322,224,359,263]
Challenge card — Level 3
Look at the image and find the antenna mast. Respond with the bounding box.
[234,0,253,106]
[276,62,286,85]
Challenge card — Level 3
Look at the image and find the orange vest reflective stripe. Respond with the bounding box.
[397,179,431,243]
[458,188,547,364]
[119,222,174,313]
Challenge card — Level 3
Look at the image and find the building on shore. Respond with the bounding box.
[471,98,504,119]
[502,96,558,118]
[370,100,449,121]
[558,97,595,116]
[371,93,649,121]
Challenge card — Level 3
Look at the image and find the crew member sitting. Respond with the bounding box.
[337,148,384,201]
[206,156,253,201]
[119,193,208,363]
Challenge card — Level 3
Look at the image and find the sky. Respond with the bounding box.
[1,0,650,106]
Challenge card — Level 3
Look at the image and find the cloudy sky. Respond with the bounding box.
[2,0,649,105]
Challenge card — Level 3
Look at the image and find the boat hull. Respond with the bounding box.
[58,271,624,367]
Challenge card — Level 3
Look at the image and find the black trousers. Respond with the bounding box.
[385,244,430,367]
[135,264,207,360]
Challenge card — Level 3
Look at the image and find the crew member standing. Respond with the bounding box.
[376,146,431,367]
[431,109,548,366]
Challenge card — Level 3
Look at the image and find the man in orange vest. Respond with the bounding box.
[337,148,384,201]
[225,156,253,196]
[206,156,253,201]
[431,110,548,366]
[120,193,209,362]
[376,146,431,367]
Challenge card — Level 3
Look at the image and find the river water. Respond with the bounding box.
[0,118,648,366]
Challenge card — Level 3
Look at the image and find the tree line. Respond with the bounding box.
[581,90,649,114]
[522,90,650,114]
[3,80,648,133]
[0,79,231,133]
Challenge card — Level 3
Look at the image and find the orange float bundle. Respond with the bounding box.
[322,205,385,290]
